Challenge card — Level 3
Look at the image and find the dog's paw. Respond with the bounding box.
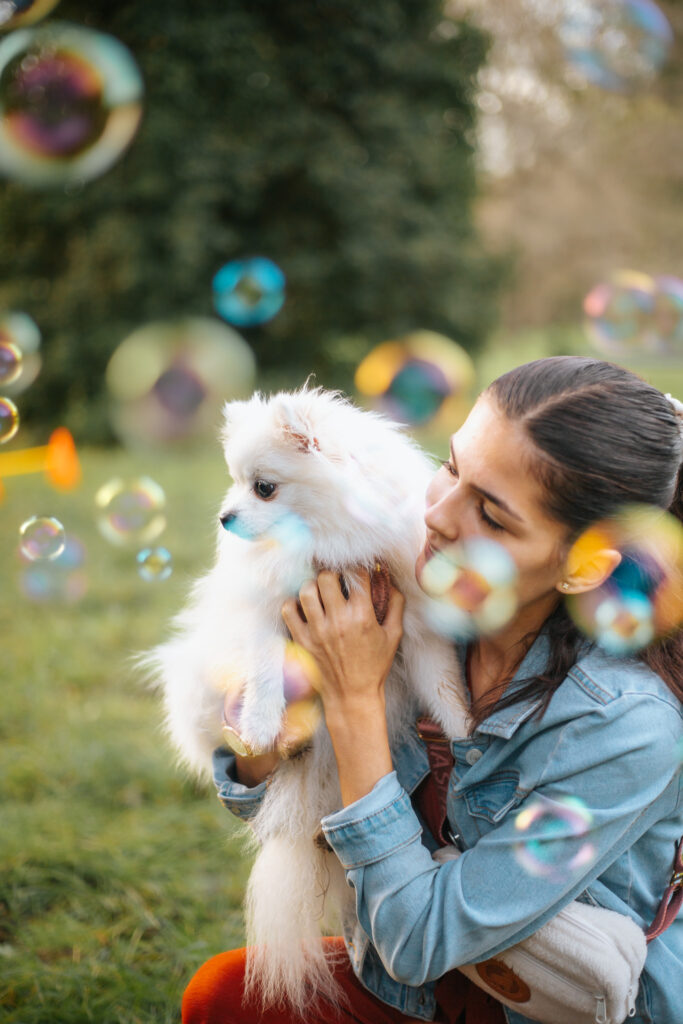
[234,699,285,756]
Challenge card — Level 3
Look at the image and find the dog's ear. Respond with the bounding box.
[273,396,321,454]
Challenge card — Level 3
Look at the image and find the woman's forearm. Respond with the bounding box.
[324,695,393,806]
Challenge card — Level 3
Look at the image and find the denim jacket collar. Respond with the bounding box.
[467,632,551,740]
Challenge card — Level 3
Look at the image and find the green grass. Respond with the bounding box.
[0,447,253,1023]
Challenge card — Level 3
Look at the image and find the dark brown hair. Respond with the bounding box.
[469,356,683,729]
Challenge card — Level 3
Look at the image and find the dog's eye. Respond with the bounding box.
[253,479,277,500]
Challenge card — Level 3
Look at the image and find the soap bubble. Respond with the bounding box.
[136,545,172,582]
[565,505,683,655]
[0,22,143,186]
[0,338,22,384]
[19,513,65,560]
[19,532,87,603]
[95,476,166,547]
[106,317,256,449]
[278,642,323,754]
[0,1,60,32]
[212,257,286,327]
[560,0,673,92]
[355,331,475,428]
[418,537,519,639]
[0,396,19,442]
[0,311,41,395]
[514,796,596,882]
[584,271,683,357]
[220,642,322,758]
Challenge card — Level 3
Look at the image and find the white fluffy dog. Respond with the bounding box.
[146,385,468,1011]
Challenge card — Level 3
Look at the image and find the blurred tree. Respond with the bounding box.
[0,0,500,441]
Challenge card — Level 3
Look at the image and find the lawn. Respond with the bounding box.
[0,445,253,1024]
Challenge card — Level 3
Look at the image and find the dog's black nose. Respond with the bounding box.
[220,512,236,529]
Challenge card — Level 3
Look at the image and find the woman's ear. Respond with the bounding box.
[559,531,622,595]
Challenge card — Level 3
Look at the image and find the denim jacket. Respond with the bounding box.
[213,637,683,1024]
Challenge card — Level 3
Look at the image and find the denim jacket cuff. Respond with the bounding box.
[321,771,422,868]
[212,746,268,821]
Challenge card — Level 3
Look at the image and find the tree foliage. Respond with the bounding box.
[0,0,500,440]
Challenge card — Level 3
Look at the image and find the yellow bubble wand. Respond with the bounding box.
[0,427,81,501]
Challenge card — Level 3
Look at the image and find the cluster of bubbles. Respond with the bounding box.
[565,504,683,656]
[514,795,596,882]
[0,311,40,444]
[95,475,172,582]
[221,641,322,758]
[106,317,256,450]
[418,537,519,640]
[559,0,673,92]
[0,21,143,186]
[355,331,475,429]
[213,258,286,328]
[584,270,683,357]
[19,532,86,603]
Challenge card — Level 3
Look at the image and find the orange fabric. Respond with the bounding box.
[181,938,505,1024]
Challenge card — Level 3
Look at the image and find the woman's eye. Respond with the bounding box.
[441,460,458,477]
[253,480,277,500]
[478,502,504,532]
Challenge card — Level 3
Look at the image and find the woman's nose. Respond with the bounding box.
[425,486,461,543]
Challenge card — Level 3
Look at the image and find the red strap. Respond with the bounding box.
[414,717,455,847]
[644,836,683,943]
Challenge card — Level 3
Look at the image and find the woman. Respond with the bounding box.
[183,357,683,1024]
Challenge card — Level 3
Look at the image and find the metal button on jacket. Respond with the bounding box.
[465,747,483,765]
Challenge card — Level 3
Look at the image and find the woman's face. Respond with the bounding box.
[416,394,572,619]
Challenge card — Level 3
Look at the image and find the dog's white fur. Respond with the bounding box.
[145,386,468,1012]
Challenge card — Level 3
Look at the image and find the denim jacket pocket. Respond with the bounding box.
[462,769,522,823]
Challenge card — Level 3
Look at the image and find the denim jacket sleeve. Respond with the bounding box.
[321,689,681,987]
[212,747,268,822]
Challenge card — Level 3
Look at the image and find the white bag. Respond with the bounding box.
[433,846,647,1024]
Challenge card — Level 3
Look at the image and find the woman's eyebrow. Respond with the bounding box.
[449,440,524,523]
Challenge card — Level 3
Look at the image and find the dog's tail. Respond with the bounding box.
[243,834,349,1015]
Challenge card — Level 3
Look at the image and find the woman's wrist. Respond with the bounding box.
[324,694,393,806]
[234,749,281,788]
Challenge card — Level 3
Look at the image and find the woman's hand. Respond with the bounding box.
[281,568,405,806]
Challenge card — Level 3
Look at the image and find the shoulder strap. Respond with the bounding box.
[644,836,683,943]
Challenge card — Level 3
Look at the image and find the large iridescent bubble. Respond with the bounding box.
[0,1,60,32]
[584,271,683,357]
[106,317,256,450]
[355,331,475,429]
[213,258,286,328]
[565,505,683,655]
[0,22,143,186]
[418,537,519,639]
[559,0,673,92]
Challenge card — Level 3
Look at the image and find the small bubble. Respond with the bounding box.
[0,339,22,384]
[0,396,19,442]
[19,514,65,560]
[95,476,166,547]
[514,796,596,882]
[212,257,286,327]
[136,545,172,582]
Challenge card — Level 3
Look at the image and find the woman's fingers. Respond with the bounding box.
[298,578,324,624]
[281,597,307,644]
[316,570,345,612]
